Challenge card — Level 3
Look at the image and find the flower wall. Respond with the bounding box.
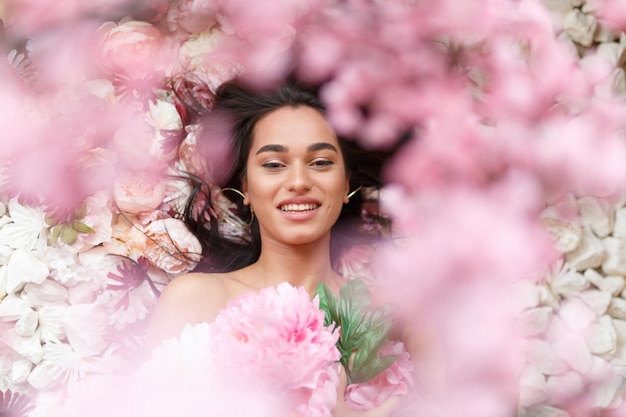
[1,0,626,416]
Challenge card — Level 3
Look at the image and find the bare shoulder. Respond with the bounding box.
[145,272,232,350]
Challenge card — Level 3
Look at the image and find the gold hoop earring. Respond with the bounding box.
[217,187,255,228]
[346,185,363,200]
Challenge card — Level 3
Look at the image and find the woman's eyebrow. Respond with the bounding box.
[307,142,338,153]
[255,144,288,155]
[255,142,338,155]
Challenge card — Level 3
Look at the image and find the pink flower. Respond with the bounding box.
[141,217,203,274]
[334,245,381,286]
[211,283,341,416]
[168,0,219,34]
[344,340,414,411]
[113,170,166,215]
[96,20,168,79]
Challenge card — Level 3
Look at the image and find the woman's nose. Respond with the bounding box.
[286,163,312,192]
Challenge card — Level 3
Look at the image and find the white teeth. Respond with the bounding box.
[280,203,318,212]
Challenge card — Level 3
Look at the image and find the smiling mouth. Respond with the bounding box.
[279,203,320,212]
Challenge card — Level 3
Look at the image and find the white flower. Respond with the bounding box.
[0,265,7,300]
[63,304,110,356]
[11,358,33,385]
[148,97,182,132]
[27,340,100,391]
[0,244,13,265]
[21,279,69,308]
[0,199,47,254]
[0,346,26,391]
[0,294,32,322]
[37,305,67,344]
[1,328,43,364]
[77,245,119,283]
[41,247,79,285]
[28,304,107,390]
[98,280,157,330]
[15,309,38,337]
[6,249,49,294]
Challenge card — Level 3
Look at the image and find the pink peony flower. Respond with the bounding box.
[211,283,341,417]
[96,19,167,79]
[113,170,166,215]
[344,340,414,411]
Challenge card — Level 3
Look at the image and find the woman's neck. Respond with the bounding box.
[245,234,343,296]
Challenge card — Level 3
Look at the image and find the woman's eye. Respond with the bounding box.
[262,162,284,169]
[312,159,333,167]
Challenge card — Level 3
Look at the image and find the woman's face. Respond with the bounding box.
[242,105,349,247]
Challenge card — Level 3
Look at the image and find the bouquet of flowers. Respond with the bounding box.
[56,281,413,417]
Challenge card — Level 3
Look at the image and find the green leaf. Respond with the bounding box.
[350,355,396,384]
[72,220,95,234]
[314,282,338,328]
[338,279,371,347]
[317,279,400,386]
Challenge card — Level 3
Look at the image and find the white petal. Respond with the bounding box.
[578,196,614,238]
[0,244,13,265]
[610,318,626,365]
[21,279,69,307]
[552,332,592,373]
[525,339,569,375]
[15,310,39,337]
[518,365,548,407]
[518,307,553,337]
[586,268,625,296]
[578,289,611,316]
[565,229,605,271]
[608,297,626,320]
[564,9,597,47]
[6,249,49,294]
[0,199,46,252]
[28,358,64,391]
[558,297,596,332]
[602,237,626,277]
[63,304,109,355]
[38,304,67,343]
[550,268,589,297]
[11,359,32,385]
[0,294,32,322]
[546,371,585,403]
[68,282,99,305]
[586,315,617,355]
[0,265,7,300]
[1,329,43,364]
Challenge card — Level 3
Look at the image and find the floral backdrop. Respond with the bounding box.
[2,0,626,416]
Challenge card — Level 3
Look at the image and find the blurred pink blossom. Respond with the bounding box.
[4,0,141,36]
[167,0,219,34]
[96,19,173,81]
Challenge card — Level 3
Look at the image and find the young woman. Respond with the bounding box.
[146,80,416,416]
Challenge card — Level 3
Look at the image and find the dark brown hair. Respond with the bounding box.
[182,79,391,272]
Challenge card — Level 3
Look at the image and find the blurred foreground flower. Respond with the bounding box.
[0,389,34,417]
